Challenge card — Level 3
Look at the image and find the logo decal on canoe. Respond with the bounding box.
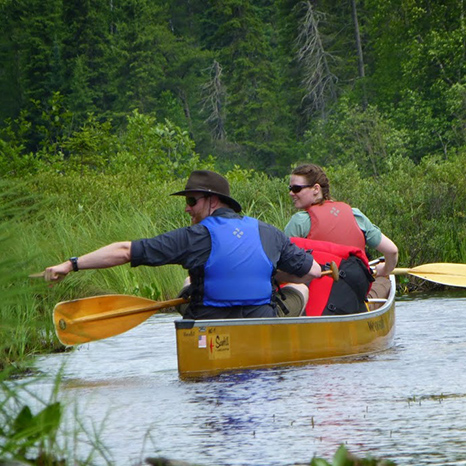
[208,333,231,359]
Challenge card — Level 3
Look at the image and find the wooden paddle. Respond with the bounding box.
[392,263,466,288]
[43,265,339,346]
[53,294,189,346]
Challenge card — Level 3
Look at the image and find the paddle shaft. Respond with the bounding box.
[365,258,466,287]
[71,297,189,324]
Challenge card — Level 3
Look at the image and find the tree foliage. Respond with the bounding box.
[0,0,464,175]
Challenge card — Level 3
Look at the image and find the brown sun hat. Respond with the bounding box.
[171,170,242,212]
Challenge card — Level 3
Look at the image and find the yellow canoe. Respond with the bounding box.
[175,276,396,379]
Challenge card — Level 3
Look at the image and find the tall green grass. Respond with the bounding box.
[0,182,114,465]
[0,181,60,370]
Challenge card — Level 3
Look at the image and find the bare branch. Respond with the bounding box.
[296,1,338,117]
[200,60,227,141]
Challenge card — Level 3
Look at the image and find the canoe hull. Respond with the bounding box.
[175,276,396,379]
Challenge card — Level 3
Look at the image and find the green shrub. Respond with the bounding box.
[301,99,409,177]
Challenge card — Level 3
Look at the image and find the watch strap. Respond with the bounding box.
[69,257,79,272]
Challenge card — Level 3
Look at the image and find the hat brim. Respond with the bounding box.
[171,189,242,213]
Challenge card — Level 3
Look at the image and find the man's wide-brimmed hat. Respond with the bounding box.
[171,170,242,212]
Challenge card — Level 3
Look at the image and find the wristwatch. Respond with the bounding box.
[69,257,79,272]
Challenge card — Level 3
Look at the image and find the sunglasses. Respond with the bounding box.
[186,195,208,207]
[288,184,313,193]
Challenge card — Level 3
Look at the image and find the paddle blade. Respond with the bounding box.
[394,263,466,287]
[53,294,181,346]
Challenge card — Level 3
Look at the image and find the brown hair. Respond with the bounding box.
[291,164,331,201]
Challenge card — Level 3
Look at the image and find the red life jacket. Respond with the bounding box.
[290,237,373,316]
[306,201,366,251]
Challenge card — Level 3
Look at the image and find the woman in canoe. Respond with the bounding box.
[284,163,398,314]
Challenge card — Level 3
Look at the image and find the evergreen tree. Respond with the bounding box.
[0,1,23,122]
[61,0,114,121]
[199,0,295,172]
[0,0,464,171]
[365,0,466,159]
[0,0,66,150]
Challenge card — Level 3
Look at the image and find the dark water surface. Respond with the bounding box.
[34,291,466,466]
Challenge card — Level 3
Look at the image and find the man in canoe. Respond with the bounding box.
[284,163,398,313]
[44,170,322,319]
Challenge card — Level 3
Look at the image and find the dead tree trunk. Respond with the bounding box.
[296,1,338,119]
[200,60,227,141]
[351,0,367,109]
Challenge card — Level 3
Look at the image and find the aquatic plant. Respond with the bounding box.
[0,367,115,465]
[0,368,64,464]
[310,444,396,465]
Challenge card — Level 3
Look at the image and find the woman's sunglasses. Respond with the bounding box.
[186,195,208,207]
[288,184,313,193]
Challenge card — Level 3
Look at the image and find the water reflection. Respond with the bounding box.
[32,294,466,466]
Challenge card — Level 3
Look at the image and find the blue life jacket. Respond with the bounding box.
[200,215,273,307]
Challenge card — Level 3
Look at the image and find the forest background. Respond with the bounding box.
[0,0,465,366]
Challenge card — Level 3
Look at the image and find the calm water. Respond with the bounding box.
[32,291,466,466]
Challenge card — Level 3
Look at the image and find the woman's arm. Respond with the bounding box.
[374,234,398,277]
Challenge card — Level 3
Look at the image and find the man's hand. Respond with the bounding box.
[44,261,73,282]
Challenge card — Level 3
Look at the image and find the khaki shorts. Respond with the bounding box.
[367,276,391,310]
[277,284,309,317]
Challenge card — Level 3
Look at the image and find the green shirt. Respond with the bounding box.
[284,208,382,249]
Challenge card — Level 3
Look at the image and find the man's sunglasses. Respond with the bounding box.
[186,195,208,207]
[288,184,313,193]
